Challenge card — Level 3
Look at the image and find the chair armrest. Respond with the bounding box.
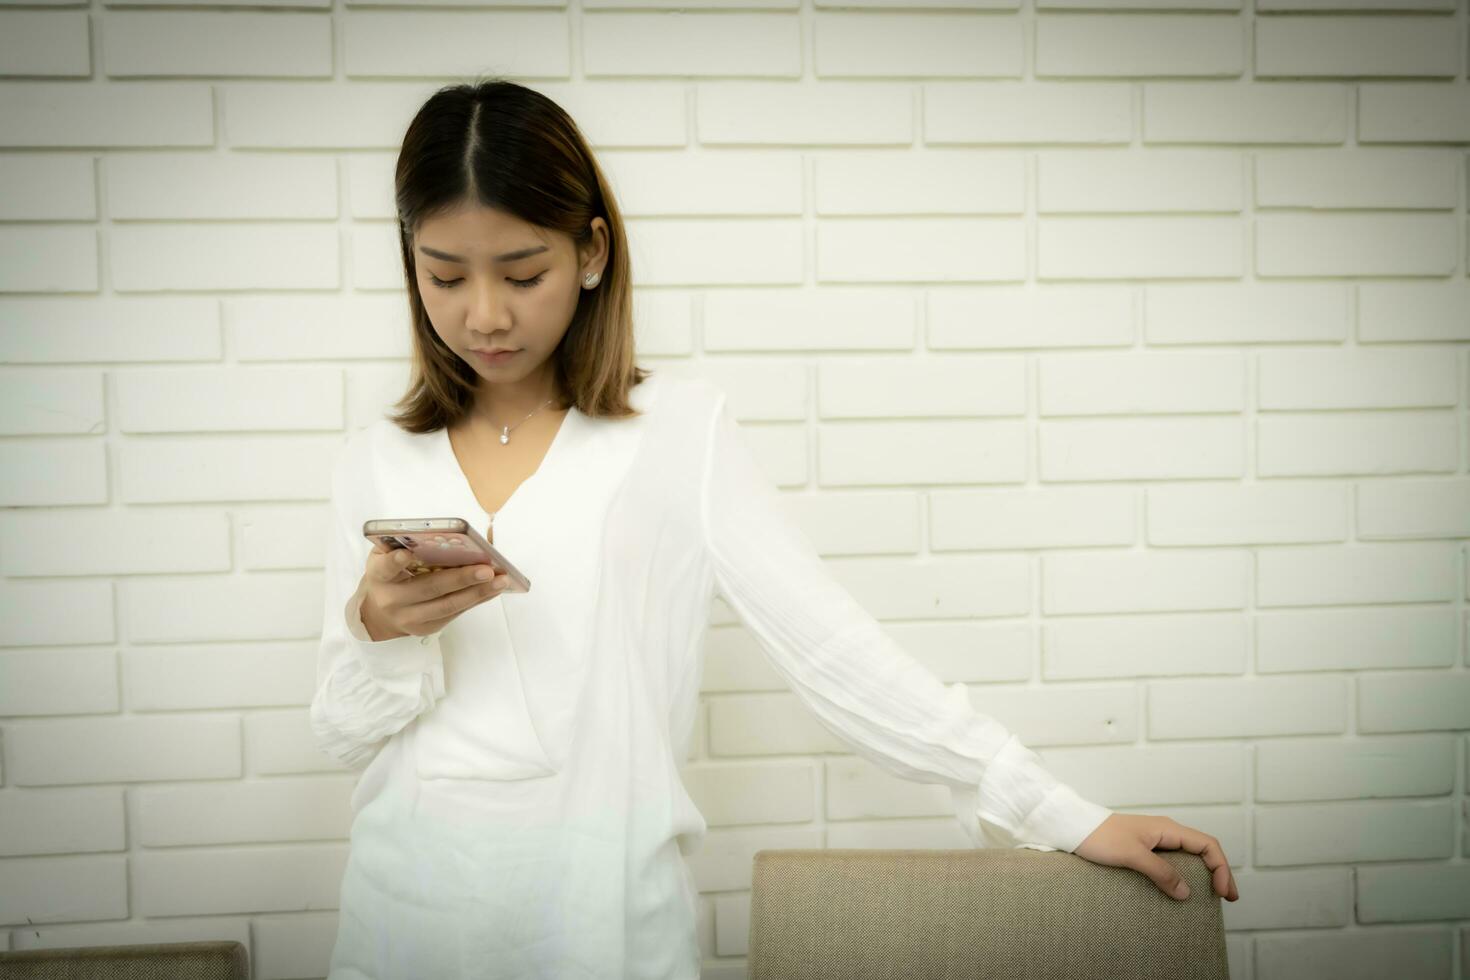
[0,939,249,979]
[748,848,1229,980]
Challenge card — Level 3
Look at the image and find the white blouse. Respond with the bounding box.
[310,370,1112,980]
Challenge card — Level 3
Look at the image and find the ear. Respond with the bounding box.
[578,217,610,277]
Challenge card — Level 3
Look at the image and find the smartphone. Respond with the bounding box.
[362,518,530,593]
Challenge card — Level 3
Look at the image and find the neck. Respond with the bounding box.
[472,364,565,428]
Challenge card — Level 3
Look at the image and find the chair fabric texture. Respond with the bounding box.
[0,940,249,980]
[747,848,1230,980]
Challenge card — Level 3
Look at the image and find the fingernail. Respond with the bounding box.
[475,567,492,580]
[494,575,509,589]
[1174,883,1190,900]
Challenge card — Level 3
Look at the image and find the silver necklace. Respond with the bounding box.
[492,396,558,445]
[485,395,560,530]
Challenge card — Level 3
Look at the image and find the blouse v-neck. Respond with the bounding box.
[438,403,582,534]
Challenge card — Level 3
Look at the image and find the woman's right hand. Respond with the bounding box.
[358,541,512,641]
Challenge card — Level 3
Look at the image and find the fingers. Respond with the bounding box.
[366,545,413,583]
[1203,839,1239,902]
[365,547,510,626]
[399,562,501,603]
[402,562,507,618]
[1138,850,1193,900]
[417,576,509,633]
[1152,820,1240,902]
[1172,824,1239,902]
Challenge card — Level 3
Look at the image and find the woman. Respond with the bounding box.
[310,77,1238,980]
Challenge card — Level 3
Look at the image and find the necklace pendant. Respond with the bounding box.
[499,427,510,445]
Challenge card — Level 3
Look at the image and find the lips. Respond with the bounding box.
[472,347,520,365]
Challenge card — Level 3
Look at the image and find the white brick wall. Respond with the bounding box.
[0,0,1467,977]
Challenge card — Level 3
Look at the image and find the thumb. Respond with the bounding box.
[1140,853,1191,901]
[367,543,412,581]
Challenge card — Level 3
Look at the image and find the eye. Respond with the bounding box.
[426,273,545,290]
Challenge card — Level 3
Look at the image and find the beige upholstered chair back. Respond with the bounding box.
[747,848,1230,980]
[0,939,249,979]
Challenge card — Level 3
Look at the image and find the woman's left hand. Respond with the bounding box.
[1072,813,1240,903]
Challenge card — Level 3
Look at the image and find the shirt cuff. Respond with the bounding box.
[974,733,1114,853]
[344,586,446,698]
[1012,782,1113,853]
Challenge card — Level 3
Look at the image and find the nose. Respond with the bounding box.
[463,278,515,335]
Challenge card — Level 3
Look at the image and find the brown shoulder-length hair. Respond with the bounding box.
[386,76,648,434]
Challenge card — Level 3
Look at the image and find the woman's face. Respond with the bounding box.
[411,204,607,383]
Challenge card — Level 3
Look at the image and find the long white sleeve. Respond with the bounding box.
[699,391,1112,853]
[309,446,447,770]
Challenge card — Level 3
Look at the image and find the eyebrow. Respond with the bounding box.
[416,244,550,264]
